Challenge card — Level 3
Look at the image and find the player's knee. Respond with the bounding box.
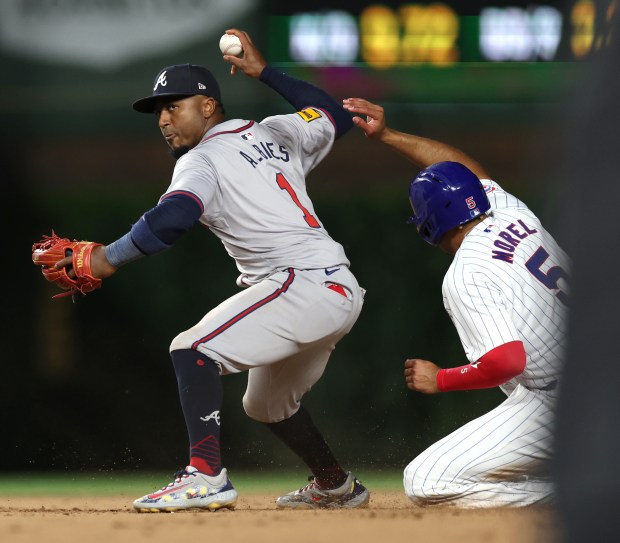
[242,393,271,423]
[169,330,193,352]
[242,393,296,423]
[403,459,436,503]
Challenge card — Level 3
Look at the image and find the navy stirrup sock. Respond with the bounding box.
[171,348,223,476]
[263,405,347,489]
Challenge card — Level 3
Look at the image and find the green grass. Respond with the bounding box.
[0,470,403,496]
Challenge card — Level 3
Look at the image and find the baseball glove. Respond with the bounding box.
[32,231,103,299]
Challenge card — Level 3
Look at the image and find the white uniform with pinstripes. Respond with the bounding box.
[404,179,569,507]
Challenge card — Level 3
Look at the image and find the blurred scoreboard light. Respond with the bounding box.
[479,6,563,61]
[281,1,616,66]
[268,1,617,103]
[287,3,461,67]
[570,0,616,58]
[289,10,359,64]
[358,4,402,67]
[571,0,597,57]
[362,4,460,67]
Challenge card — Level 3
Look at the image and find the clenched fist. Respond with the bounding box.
[404,359,441,394]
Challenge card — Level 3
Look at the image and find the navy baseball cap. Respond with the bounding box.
[132,63,222,113]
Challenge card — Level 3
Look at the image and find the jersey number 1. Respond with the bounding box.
[276,173,320,228]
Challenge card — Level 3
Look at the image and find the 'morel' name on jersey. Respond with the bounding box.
[491,219,538,263]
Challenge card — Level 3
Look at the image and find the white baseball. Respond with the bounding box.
[219,34,243,57]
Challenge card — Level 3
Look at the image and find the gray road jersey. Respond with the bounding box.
[162,109,349,285]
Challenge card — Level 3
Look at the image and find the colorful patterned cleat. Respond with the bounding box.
[133,466,237,513]
[276,472,370,509]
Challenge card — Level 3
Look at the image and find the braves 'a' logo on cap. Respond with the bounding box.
[154,71,168,91]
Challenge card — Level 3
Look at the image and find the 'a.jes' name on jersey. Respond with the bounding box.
[239,108,321,169]
[491,219,538,263]
[239,139,290,169]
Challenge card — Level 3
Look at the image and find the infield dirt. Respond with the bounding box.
[1,492,557,543]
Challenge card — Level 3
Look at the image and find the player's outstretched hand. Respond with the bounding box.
[55,245,116,280]
[342,98,387,140]
[404,359,441,394]
[32,232,116,300]
[222,28,267,78]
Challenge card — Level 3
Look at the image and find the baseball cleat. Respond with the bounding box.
[133,466,237,513]
[275,471,370,509]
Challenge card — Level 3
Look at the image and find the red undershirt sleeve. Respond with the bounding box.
[436,341,526,392]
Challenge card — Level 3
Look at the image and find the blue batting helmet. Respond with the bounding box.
[407,161,490,246]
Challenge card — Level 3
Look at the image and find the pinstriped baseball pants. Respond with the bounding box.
[403,384,555,508]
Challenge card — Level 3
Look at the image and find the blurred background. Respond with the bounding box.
[1,0,612,475]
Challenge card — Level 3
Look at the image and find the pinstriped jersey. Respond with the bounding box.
[161,108,349,285]
[442,179,569,393]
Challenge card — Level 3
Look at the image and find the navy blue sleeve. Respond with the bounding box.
[259,65,353,140]
[130,192,203,255]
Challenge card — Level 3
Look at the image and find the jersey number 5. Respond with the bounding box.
[526,246,569,306]
[276,173,320,228]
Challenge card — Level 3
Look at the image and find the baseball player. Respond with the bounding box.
[343,97,569,507]
[53,30,370,512]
